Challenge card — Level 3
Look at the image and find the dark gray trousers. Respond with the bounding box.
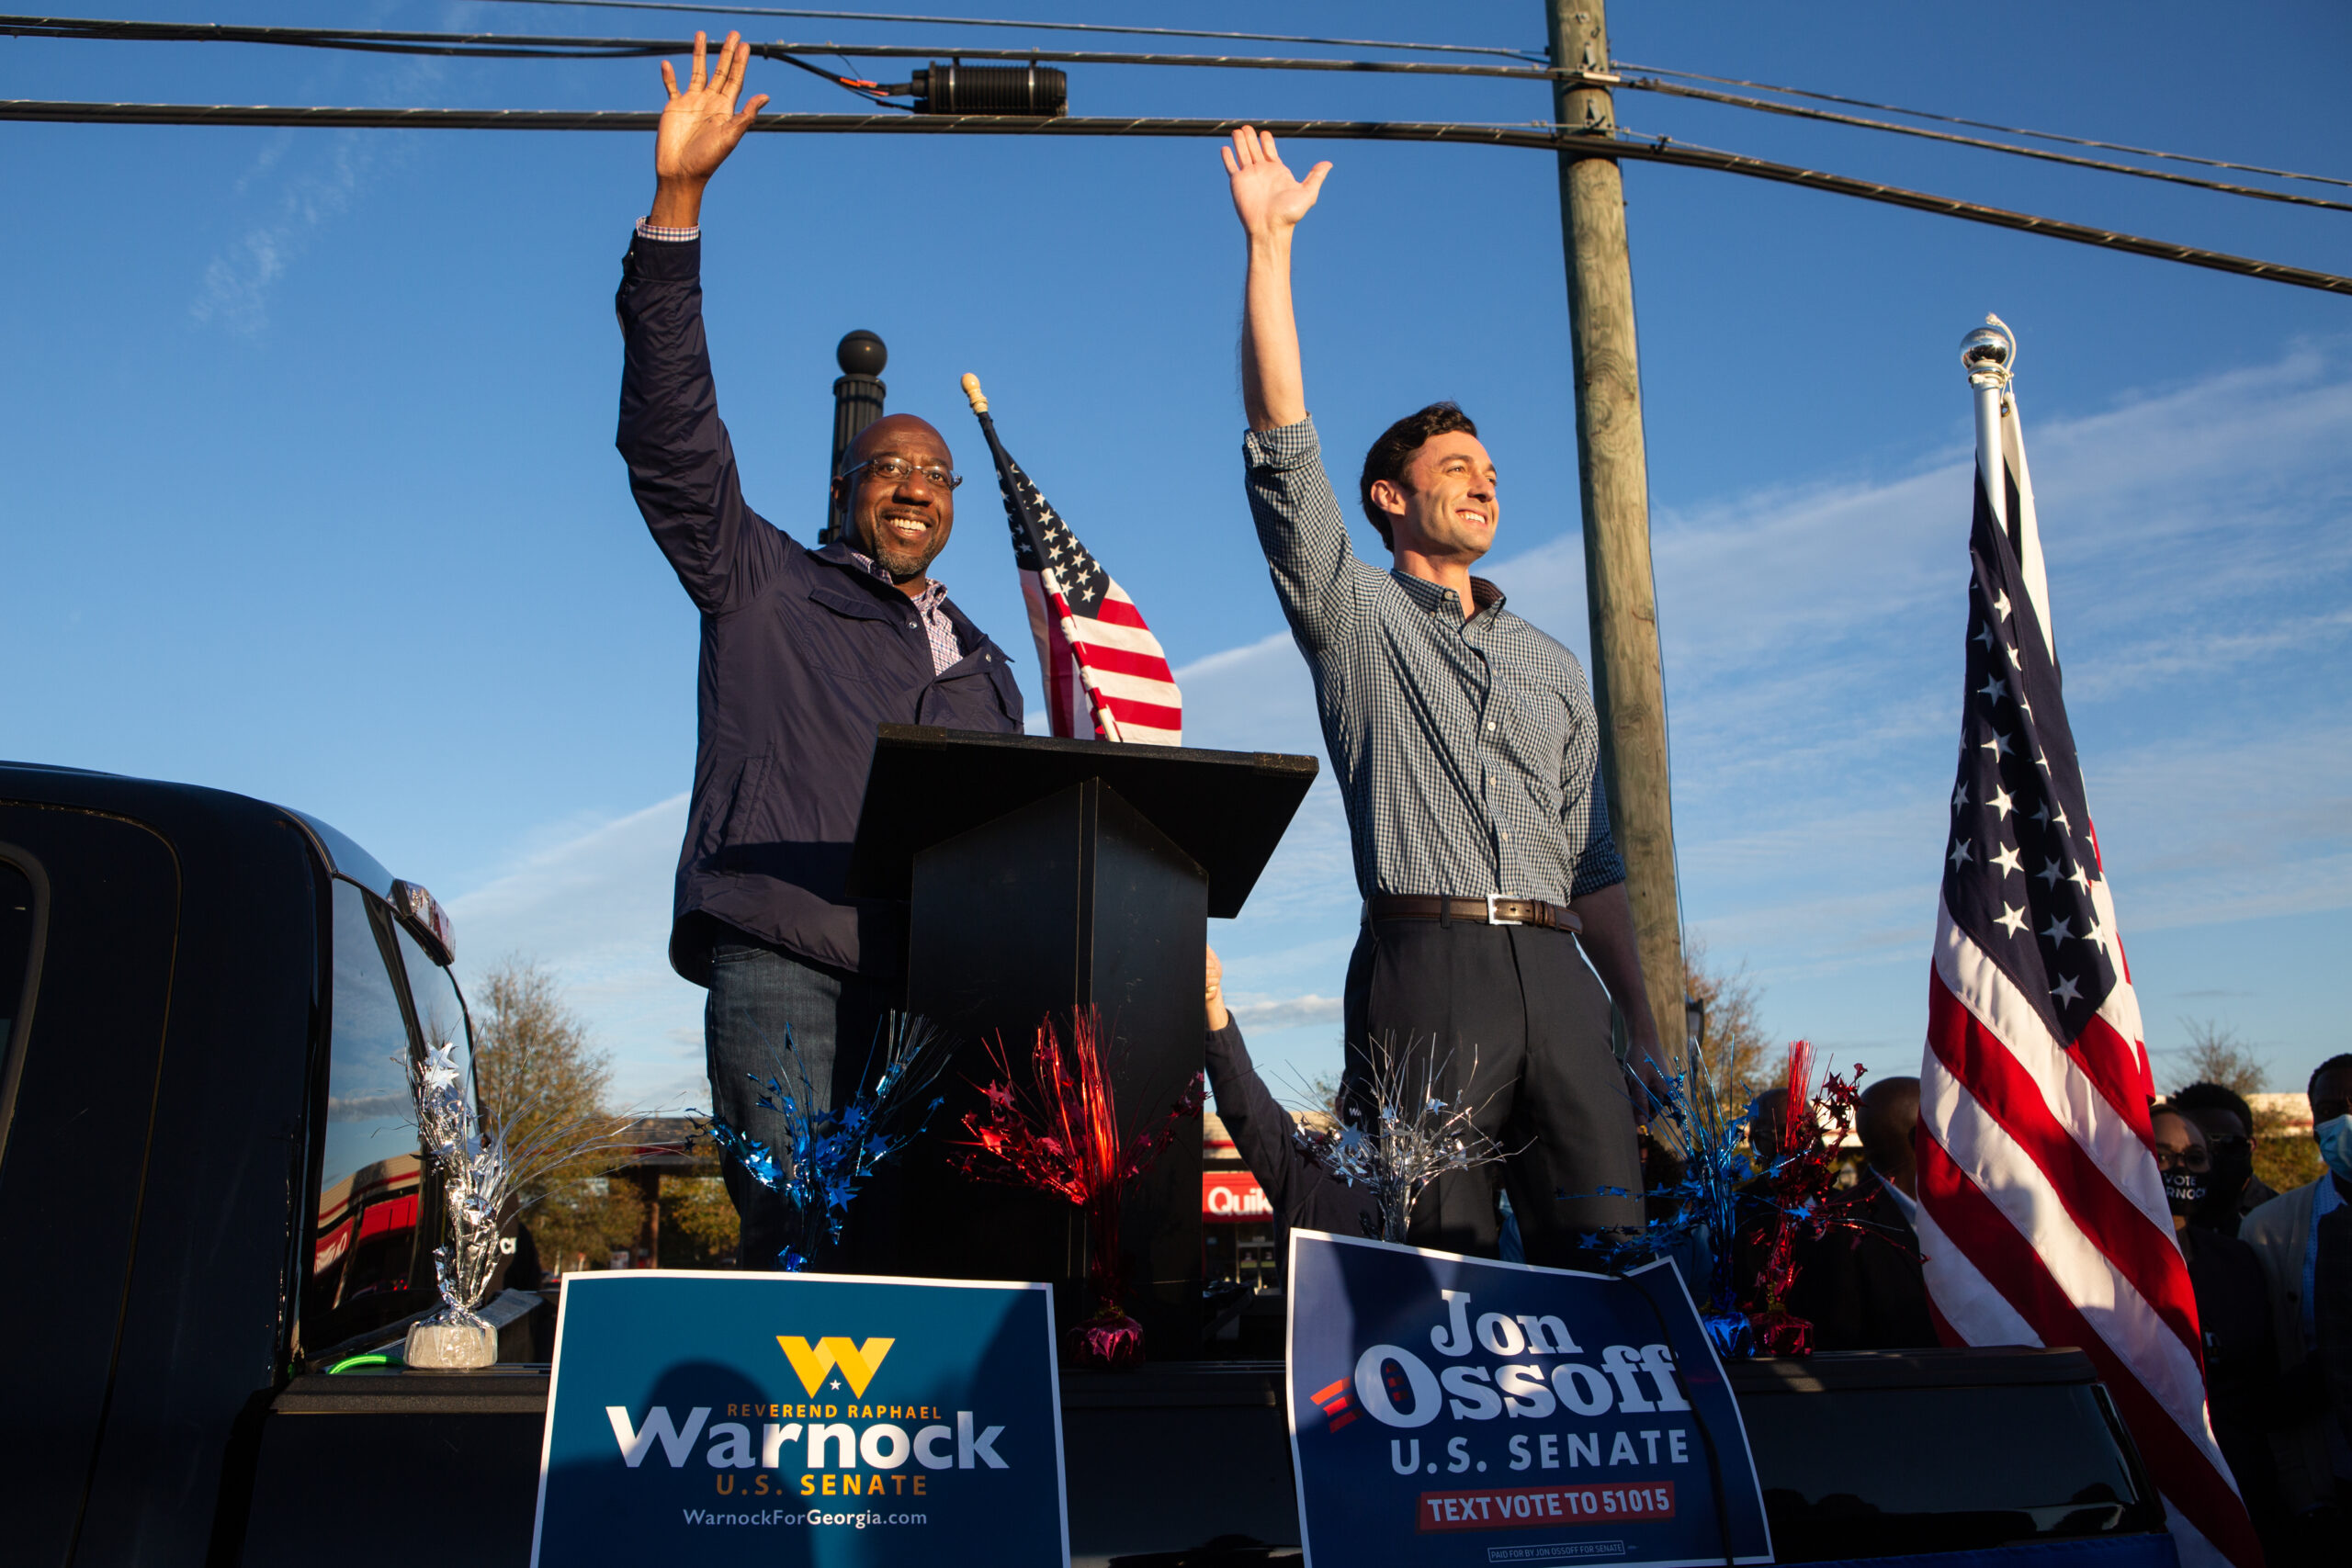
[704,939,894,1269]
[1341,917,1645,1263]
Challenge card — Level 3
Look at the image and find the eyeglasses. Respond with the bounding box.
[842,457,964,491]
[2152,1146,2211,1171]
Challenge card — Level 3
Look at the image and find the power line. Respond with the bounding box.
[464,0,1546,60]
[16,16,2346,210]
[1619,73,2352,215]
[1613,59,2352,193]
[0,16,1555,79]
[6,98,2344,297]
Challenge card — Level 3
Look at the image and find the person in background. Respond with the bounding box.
[616,34,1023,1268]
[1784,1077,1934,1349]
[2172,1080,2278,1236]
[2151,1103,2288,1552]
[1201,947,1374,1237]
[1745,1087,1791,1176]
[2242,1054,2352,1565]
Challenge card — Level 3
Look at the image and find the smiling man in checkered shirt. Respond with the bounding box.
[1223,126,1663,1261]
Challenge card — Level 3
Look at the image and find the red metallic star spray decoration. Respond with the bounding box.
[1747,1041,1870,1355]
[956,1007,1205,1369]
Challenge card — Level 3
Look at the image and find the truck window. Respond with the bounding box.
[0,860,32,1055]
[311,880,427,1342]
[395,924,473,1098]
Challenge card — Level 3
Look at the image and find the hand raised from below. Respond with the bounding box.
[1221,126,1330,240]
[1204,945,1231,1032]
[654,32,768,199]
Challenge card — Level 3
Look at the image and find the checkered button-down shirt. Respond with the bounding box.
[1242,417,1625,905]
[845,547,964,676]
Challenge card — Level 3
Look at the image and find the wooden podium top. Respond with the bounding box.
[844,726,1318,919]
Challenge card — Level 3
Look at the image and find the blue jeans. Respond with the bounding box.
[704,941,895,1269]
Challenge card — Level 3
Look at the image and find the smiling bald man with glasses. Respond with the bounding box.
[615,33,1023,1269]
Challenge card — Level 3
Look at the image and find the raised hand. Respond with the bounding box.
[1221,126,1331,239]
[650,31,769,226]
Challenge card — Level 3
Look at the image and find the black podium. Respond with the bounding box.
[843,725,1316,1358]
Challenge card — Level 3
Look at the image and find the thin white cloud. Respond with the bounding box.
[192,53,446,333]
[450,344,2352,1102]
[447,795,709,1113]
[1228,993,1346,1030]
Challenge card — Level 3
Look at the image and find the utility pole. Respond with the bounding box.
[1544,0,1690,1077]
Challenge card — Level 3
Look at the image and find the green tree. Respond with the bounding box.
[1686,939,1772,1134]
[2165,1018,2267,1102]
[470,958,639,1272]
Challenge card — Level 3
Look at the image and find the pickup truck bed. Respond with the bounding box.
[238,1348,2162,1567]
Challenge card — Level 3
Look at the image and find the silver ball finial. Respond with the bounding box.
[1960,313,2017,389]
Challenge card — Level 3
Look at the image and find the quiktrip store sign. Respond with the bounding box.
[1203,1170,1272,1222]
[1284,1232,1770,1568]
[530,1270,1069,1566]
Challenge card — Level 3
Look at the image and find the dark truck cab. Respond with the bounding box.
[1,761,500,1567]
[0,761,2173,1567]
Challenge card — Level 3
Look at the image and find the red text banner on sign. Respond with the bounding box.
[1202,1170,1272,1223]
[1418,1483,1677,1532]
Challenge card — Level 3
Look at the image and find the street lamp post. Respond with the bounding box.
[821,329,888,545]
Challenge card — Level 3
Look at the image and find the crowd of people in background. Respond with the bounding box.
[1200,946,2352,1568]
[1746,1056,2352,1567]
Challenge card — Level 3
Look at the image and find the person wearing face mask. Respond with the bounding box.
[2241,1054,2352,1563]
[2173,1080,2280,1237]
[2151,1104,2288,1551]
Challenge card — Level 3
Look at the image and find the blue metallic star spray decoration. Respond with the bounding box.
[1550,1044,1768,1358]
[701,1012,953,1271]
[1566,1044,1879,1359]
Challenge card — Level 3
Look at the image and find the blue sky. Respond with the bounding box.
[5,1,2346,1111]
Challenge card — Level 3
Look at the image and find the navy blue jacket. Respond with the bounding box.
[616,233,1022,984]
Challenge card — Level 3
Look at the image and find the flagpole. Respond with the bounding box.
[1960,314,2016,536]
[962,373,1126,742]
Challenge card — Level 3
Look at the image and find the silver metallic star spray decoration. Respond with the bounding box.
[1291,1037,1507,1243]
[406,1039,645,1337]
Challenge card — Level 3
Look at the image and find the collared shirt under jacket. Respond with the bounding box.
[616,231,1022,983]
[1240,417,1624,905]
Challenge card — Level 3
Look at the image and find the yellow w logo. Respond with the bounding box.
[776,1336,896,1398]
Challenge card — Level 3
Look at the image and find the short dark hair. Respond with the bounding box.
[2169,1081,2256,1132]
[1359,402,1478,551]
[2310,1054,2352,1097]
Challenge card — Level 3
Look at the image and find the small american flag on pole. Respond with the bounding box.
[962,374,1182,744]
[1917,321,2259,1567]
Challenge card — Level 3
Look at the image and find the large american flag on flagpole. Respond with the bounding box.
[1916,336,2260,1568]
[963,376,1182,744]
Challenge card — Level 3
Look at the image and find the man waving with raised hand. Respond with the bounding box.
[616,33,1023,1269]
[1225,126,1661,1262]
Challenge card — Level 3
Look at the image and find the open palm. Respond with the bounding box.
[656,31,767,186]
[1222,127,1332,234]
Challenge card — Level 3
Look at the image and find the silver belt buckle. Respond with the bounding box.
[1486,893,1522,926]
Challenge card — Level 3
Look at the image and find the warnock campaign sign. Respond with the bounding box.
[530,1270,1069,1566]
[1286,1232,1770,1568]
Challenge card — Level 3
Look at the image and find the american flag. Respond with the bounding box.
[1915,368,2259,1568]
[964,378,1182,744]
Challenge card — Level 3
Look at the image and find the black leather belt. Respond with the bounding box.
[1364,894,1582,933]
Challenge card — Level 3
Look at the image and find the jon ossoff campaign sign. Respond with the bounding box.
[1286,1233,1770,1568]
[531,1270,1068,1567]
